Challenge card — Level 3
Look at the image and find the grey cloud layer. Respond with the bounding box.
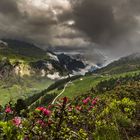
[0,0,140,63]
[0,0,61,43]
[71,0,140,45]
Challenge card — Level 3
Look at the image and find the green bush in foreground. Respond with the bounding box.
[0,93,138,140]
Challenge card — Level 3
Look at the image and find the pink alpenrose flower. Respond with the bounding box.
[42,108,51,116]
[82,97,91,105]
[36,107,51,116]
[12,117,22,127]
[92,100,97,105]
[5,106,12,113]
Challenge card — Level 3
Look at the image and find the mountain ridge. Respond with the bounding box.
[95,52,140,75]
[0,39,87,80]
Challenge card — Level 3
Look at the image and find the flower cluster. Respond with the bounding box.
[35,107,51,116]
[66,96,98,114]
[0,96,100,139]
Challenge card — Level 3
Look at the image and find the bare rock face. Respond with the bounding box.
[57,53,85,71]
[13,64,32,77]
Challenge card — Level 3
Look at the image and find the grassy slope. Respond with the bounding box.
[23,70,137,109]
[0,77,53,105]
[0,47,48,64]
[58,75,106,98]
[45,70,140,100]
[1,39,46,58]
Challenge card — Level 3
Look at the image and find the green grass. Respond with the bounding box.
[60,76,101,98]
[0,77,53,105]
[0,52,49,64]
[49,75,107,99]
[48,70,140,100]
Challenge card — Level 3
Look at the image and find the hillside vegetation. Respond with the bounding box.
[1,39,47,60]
[95,53,140,75]
[0,70,139,139]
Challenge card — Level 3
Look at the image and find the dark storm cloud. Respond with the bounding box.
[0,0,140,46]
[24,14,57,35]
[0,0,140,63]
[0,0,20,17]
[0,0,58,45]
[70,0,140,45]
[130,0,140,15]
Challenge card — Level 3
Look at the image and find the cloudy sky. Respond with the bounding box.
[0,0,140,64]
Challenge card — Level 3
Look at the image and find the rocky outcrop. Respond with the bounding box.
[57,53,85,71]
[0,39,87,79]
